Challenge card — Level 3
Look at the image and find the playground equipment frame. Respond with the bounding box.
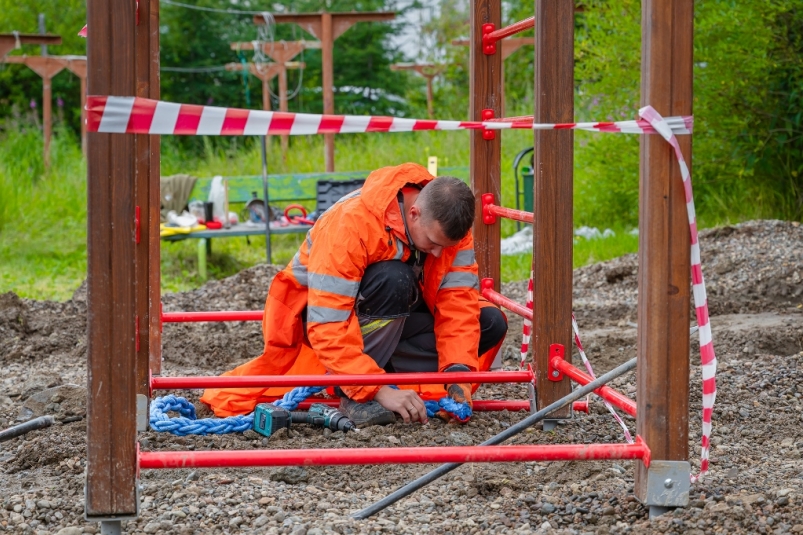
[83,0,694,527]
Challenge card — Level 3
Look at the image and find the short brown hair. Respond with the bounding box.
[417,177,475,241]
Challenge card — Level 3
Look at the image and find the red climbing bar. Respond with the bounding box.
[151,370,535,390]
[140,437,650,469]
[483,16,535,47]
[162,311,263,322]
[287,399,588,413]
[550,356,637,417]
[480,279,533,321]
[482,193,534,225]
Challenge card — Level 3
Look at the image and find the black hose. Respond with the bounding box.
[0,416,55,443]
[351,357,637,519]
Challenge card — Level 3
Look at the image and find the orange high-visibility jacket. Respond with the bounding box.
[201,163,502,417]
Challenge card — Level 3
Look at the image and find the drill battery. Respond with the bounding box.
[252,404,291,438]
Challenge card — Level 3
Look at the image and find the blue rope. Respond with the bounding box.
[149,386,326,436]
[389,386,473,421]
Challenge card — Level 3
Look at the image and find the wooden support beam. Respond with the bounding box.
[532,0,574,419]
[253,12,396,171]
[85,0,138,518]
[469,0,502,289]
[135,0,161,385]
[635,0,693,501]
[0,33,61,58]
[390,63,445,119]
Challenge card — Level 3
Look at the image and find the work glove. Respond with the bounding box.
[436,363,474,424]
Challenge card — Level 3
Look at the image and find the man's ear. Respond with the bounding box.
[409,204,421,222]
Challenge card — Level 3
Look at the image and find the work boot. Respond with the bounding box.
[338,397,396,427]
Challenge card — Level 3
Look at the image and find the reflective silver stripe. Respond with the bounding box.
[453,249,476,267]
[439,272,480,290]
[292,252,308,286]
[308,306,352,323]
[306,231,313,251]
[308,272,360,298]
[393,238,405,260]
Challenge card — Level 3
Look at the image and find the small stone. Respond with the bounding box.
[142,522,160,534]
[35,500,50,509]
[305,485,322,494]
[450,432,472,446]
[271,466,309,485]
[725,467,738,478]
[229,516,244,527]
[790,524,803,533]
[291,526,307,535]
[386,436,400,444]
[275,512,287,522]
[777,496,790,506]
[602,506,615,515]
[742,494,765,505]
[307,529,324,535]
[738,408,750,418]
[778,489,794,497]
[541,503,556,514]
[258,497,271,505]
[185,471,200,481]
[254,515,270,528]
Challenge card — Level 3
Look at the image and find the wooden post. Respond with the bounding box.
[321,13,335,171]
[85,0,138,519]
[0,33,61,58]
[252,12,396,172]
[65,58,88,154]
[134,0,161,383]
[532,0,574,420]
[635,0,693,503]
[469,0,502,287]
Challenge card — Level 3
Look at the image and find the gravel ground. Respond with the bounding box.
[0,219,802,535]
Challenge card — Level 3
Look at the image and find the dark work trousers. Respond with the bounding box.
[352,260,508,373]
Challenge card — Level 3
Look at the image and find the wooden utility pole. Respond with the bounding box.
[85,0,138,524]
[532,0,574,424]
[453,37,532,117]
[390,63,445,119]
[2,55,87,157]
[253,12,396,172]
[469,0,502,287]
[0,33,60,58]
[635,0,693,511]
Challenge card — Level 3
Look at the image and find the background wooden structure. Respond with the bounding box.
[389,63,445,119]
[252,12,396,172]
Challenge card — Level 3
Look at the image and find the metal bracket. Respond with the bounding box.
[527,364,537,414]
[547,343,565,382]
[481,193,496,224]
[481,109,495,140]
[136,394,148,432]
[641,460,691,509]
[481,23,496,55]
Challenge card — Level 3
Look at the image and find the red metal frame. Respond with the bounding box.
[482,194,534,225]
[162,310,264,322]
[483,16,535,54]
[140,437,649,469]
[550,355,637,417]
[150,369,534,390]
[480,279,533,321]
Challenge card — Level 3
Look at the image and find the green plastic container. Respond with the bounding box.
[521,166,534,213]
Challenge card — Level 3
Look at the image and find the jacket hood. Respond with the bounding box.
[360,163,434,222]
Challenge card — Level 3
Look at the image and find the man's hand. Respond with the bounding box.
[373,386,428,424]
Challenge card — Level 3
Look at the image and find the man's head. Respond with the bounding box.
[407,176,475,257]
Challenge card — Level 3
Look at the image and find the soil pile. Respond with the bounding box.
[0,219,802,534]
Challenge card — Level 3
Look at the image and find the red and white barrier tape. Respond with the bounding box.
[85,96,694,137]
[571,314,634,444]
[519,273,533,369]
[639,105,716,483]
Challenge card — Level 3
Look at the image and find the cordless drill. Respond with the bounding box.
[252,402,356,438]
[291,403,356,433]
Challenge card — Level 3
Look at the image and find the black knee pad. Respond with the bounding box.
[479,306,508,354]
[355,261,418,319]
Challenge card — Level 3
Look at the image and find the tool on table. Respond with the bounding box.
[252,402,356,438]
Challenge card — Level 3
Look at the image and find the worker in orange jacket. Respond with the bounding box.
[201,162,507,425]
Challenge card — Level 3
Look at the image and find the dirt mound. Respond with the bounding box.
[0,220,802,534]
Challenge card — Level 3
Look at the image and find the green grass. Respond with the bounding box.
[0,127,640,301]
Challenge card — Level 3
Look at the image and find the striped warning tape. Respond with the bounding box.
[85,96,694,137]
[639,105,716,483]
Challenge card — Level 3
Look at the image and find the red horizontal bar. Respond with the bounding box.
[151,370,535,390]
[480,287,533,321]
[487,204,534,224]
[162,311,263,322]
[551,357,637,417]
[485,16,535,44]
[289,399,588,413]
[140,437,649,469]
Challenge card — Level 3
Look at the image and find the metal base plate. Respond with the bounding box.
[642,460,690,507]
